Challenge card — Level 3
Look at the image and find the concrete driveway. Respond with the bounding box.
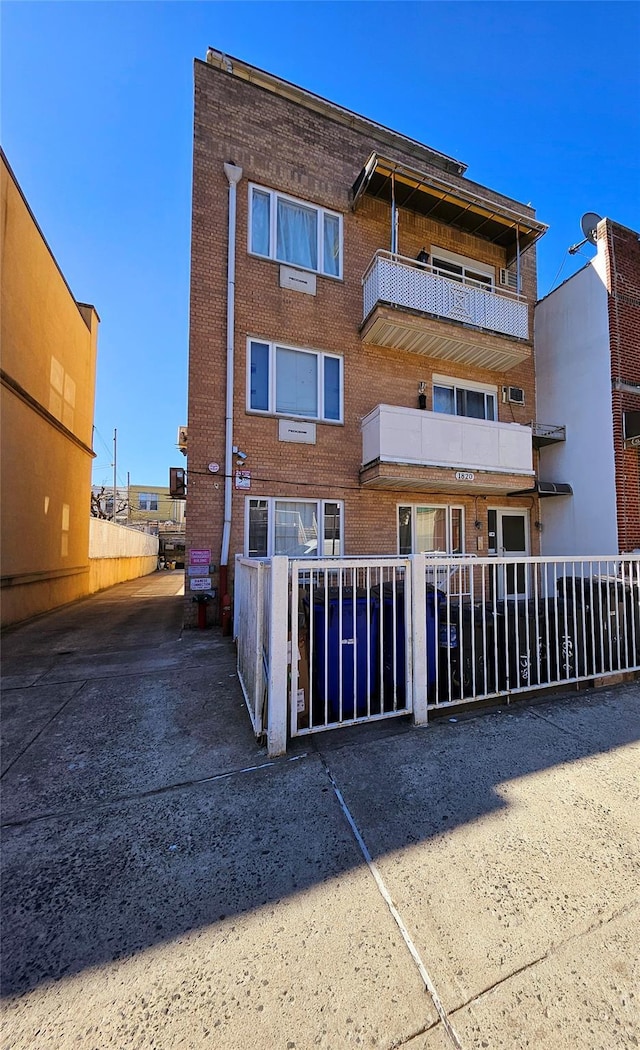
[1,571,638,1049]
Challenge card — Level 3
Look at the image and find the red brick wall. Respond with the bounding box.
[603,221,640,552]
[187,59,542,622]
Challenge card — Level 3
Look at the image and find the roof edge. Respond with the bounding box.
[1,148,97,331]
[199,50,467,178]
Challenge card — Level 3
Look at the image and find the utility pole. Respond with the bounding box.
[113,428,117,522]
[127,471,130,525]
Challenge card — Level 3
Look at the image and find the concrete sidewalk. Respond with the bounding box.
[1,571,638,1049]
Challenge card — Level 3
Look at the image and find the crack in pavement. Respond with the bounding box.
[0,753,312,830]
[448,898,639,1018]
[1,680,88,781]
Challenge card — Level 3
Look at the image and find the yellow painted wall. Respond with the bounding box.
[1,152,99,626]
[88,555,159,595]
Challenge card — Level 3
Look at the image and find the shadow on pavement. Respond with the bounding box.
[1,573,638,1001]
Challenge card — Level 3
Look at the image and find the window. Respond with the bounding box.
[248,339,342,422]
[247,498,343,557]
[431,246,494,291]
[398,505,464,555]
[433,377,496,422]
[249,184,342,278]
[139,492,159,512]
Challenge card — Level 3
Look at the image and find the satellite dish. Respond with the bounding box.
[581,212,602,245]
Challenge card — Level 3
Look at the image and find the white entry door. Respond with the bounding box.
[489,509,530,597]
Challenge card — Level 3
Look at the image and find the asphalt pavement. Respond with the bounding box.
[1,570,638,1049]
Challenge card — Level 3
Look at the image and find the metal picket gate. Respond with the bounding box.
[288,558,412,737]
[286,554,640,738]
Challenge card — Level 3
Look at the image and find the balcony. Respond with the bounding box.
[360,404,534,493]
[531,422,566,448]
[361,251,530,371]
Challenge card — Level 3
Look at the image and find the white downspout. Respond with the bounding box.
[220,162,243,581]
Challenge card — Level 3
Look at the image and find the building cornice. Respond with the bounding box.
[200,50,467,177]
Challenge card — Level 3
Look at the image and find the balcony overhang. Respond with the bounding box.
[531,422,566,448]
[361,302,531,371]
[360,460,536,495]
[352,153,547,264]
[361,405,534,493]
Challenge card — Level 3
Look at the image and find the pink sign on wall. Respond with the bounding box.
[190,549,212,566]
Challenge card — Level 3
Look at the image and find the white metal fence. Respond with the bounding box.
[234,554,640,755]
[234,557,267,734]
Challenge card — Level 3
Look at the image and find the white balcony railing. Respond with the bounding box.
[363,251,529,340]
[361,404,533,475]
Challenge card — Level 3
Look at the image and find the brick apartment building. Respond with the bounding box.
[535,219,640,556]
[187,50,559,625]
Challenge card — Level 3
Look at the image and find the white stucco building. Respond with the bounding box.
[535,218,640,556]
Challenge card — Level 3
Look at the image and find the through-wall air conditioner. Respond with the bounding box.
[502,386,525,406]
[169,467,187,499]
[499,268,518,290]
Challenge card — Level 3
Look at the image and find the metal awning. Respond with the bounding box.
[352,153,547,260]
[508,481,573,498]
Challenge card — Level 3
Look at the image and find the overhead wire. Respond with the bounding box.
[185,467,533,502]
[92,425,129,488]
[544,251,570,297]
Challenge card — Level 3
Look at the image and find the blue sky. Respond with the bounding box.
[3,1,639,487]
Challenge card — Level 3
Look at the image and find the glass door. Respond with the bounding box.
[489,509,529,597]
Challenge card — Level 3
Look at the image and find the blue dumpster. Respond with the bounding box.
[377,582,406,709]
[375,582,443,705]
[311,588,378,721]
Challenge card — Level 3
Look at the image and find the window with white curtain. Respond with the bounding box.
[249,184,342,278]
[398,505,464,555]
[248,339,342,422]
[247,498,343,557]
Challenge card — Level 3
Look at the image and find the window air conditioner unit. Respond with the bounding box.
[499,268,518,290]
[502,386,525,406]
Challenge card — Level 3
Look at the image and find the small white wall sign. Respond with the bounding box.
[279,265,317,296]
[455,471,475,481]
[278,419,317,444]
[190,577,212,591]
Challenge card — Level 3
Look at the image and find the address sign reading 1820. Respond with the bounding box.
[455,471,475,482]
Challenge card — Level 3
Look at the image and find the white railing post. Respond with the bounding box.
[233,553,242,640]
[254,562,265,728]
[267,556,289,757]
[410,554,429,725]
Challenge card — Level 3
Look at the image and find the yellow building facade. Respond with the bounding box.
[127,485,185,528]
[1,151,99,626]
